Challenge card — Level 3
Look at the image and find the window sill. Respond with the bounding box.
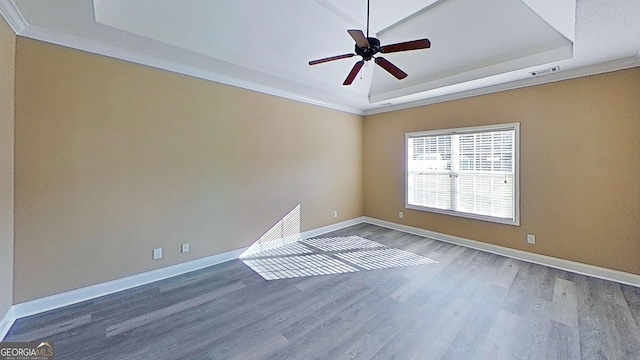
[405,204,520,226]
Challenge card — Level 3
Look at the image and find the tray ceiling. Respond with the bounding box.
[2,0,640,114]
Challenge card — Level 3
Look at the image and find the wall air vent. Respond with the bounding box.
[529,66,560,77]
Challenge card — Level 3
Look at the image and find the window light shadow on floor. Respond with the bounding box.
[240,204,302,258]
[242,235,437,280]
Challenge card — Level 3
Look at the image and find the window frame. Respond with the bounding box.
[405,123,520,226]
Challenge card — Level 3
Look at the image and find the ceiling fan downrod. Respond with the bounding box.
[366,0,370,37]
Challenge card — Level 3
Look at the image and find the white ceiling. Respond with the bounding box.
[1,0,639,115]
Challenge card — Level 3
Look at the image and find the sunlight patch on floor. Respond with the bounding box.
[302,236,385,251]
[334,248,438,270]
[242,254,358,280]
[242,235,437,280]
[244,242,313,258]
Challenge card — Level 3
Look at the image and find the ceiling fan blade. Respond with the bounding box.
[343,60,365,85]
[380,38,431,54]
[347,29,370,48]
[375,57,407,80]
[309,53,356,66]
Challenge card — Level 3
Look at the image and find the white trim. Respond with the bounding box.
[3,217,364,334]
[301,217,366,239]
[11,247,247,320]
[4,3,640,116]
[15,25,364,116]
[405,123,520,226]
[0,307,16,340]
[364,54,640,116]
[0,0,27,33]
[5,215,638,338]
[363,217,640,288]
[311,0,366,32]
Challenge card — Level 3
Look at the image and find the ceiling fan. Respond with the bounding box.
[308,0,431,85]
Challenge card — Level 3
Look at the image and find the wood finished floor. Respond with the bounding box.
[5,224,640,359]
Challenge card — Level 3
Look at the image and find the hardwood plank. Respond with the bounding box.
[388,246,463,303]
[106,280,246,338]
[622,284,640,329]
[510,296,552,360]
[189,275,369,358]
[226,331,290,360]
[491,257,521,289]
[438,297,500,360]
[574,275,640,360]
[545,320,580,360]
[99,280,301,360]
[371,278,472,358]
[6,314,92,342]
[551,277,579,328]
[266,275,405,359]
[472,309,520,360]
[406,298,473,359]
[325,298,417,359]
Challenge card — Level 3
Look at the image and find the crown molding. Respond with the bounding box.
[0,0,27,33]
[3,0,638,117]
[16,23,365,116]
[364,53,640,116]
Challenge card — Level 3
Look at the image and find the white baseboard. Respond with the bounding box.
[7,215,636,341]
[301,216,366,239]
[364,217,640,288]
[4,217,364,335]
[240,217,366,258]
[10,246,248,322]
[0,307,16,340]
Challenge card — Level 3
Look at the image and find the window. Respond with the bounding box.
[406,123,519,225]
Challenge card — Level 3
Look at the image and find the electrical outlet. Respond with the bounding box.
[333,210,338,218]
[527,234,536,245]
[181,243,190,253]
[399,211,404,219]
[152,247,163,260]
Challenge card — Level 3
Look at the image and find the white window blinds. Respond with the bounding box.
[406,123,519,225]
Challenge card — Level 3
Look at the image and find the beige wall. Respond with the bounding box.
[10,33,640,304]
[0,17,15,319]
[364,68,640,275]
[14,38,363,302]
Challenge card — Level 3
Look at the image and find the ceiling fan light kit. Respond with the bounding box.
[309,0,431,85]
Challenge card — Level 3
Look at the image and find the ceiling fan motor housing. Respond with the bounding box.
[356,37,381,61]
